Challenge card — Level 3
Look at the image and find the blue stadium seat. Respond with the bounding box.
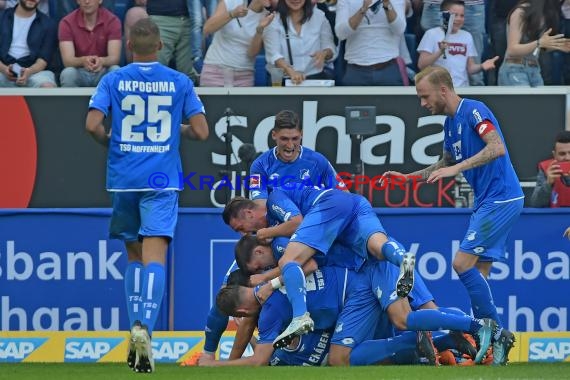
[114,0,131,23]
[404,33,418,72]
[254,54,269,86]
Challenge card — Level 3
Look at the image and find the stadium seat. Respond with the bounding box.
[254,54,269,86]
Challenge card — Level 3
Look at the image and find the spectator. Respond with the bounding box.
[123,0,148,63]
[335,0,407,85]
[263,0,336,84]
[146,0,199,84]
[189,0,218,71]
[486,0,517,85]
[418,0,486,85]
[199,0,274,86]
[530,131,570,207]
[0,0,48,14]
[58,0,122,87]
[497,0,570,87]
[417,0,498,87]
[562,0,570,84]
[0,0,57,88]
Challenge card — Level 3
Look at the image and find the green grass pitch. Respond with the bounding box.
[1,363,569,380]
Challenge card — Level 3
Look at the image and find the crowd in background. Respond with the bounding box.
[0,0,569,87]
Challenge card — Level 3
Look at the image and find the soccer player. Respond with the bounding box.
[386,65,523,365]
[248,109,346,204]
[222,186,417,349]
[85,18,208,373]
[187,110,346,365]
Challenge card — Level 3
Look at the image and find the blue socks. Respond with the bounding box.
[381,238,406,266]
[406,309,472,332]
[203,305,229,354]
[350,331,417,365]
[458,267,502,327]
[281,262,307,318]
[140,262,166,335]
[124,261,144,325]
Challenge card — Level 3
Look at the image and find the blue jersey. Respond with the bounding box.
[443,99,523,207]
[257,267,350,344]
[249,146,345,201]
[89,62,205,191]
[269,329,332,366]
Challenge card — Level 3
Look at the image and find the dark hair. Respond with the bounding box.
[440,0,464,11]
[276,0,314,25]
[216,285,243,316]
[511,0,561,39]
[274,110,301,132]
[222,197,256,225]
[226,268,250,287]
[555,130,570,145]
[235,235,259,273]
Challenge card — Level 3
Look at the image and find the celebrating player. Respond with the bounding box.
[86,18,208,373]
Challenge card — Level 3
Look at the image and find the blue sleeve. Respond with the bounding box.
[257,299,287,344]
[319,155,345,190]
[88,75,111,116]
[271,237,290,261]
[267,190,301,223]
[182,77,205,119]
[249,156,268,200]
[469,101,493,130]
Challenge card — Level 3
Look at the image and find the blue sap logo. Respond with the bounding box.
[0,338,47,362]
[151,337,202,362]
[218,337,254,360]
[529,338,570,362]
[65,338,122,362]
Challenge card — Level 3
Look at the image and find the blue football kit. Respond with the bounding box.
[249,146,345,201]
[443,98,523,262]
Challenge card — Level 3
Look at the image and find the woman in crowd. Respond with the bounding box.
[498,0,570,86]
[200,0,275,86]
[263,0,336,84]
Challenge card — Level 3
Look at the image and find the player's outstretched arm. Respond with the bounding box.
[229,316,258,360]
[199,342,274,366]
[85,109,110,146]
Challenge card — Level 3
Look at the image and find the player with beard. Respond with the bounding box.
[385,65,522,365]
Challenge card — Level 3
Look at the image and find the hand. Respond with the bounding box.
[538,28,568,52]
[82,56,95,71]
[5,64,17,81]
[380,170,408,187]
[361,0,373,10]
[284,67,305,85]
[481,56,499,71]
[427,166,460,183]
[438,41,448,55]
[249,273,267,286]
[15,67,30,86]
[255,227,273,243]
[231,4,248,18]
[310,50,329,70]
[91,56,104,73]
[259,11,275,28]
[254,282,274,302]
[564,226,570,240]
[197,352,216,366]
[546,161,563,185]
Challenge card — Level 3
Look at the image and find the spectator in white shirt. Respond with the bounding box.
[263,0,336,84]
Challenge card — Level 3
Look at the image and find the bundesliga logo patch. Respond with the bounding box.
[249,174,261,189]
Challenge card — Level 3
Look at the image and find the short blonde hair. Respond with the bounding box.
[415,66,455,91]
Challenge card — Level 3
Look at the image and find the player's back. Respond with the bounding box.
[90,62,202,191]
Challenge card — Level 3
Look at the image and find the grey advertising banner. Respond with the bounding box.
[5,87,566,207]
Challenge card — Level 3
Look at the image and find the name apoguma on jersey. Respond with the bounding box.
[120,144,170,153]
[117,80,176,93]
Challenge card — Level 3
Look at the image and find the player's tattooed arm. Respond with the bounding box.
[458,130,505,171]
[409,150,455,181]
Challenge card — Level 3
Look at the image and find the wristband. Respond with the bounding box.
[270,278,282,289]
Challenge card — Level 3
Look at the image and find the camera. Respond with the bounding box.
[558,161,570,186]
[10,63,22,78]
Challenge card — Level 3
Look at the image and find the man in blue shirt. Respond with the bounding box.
[387,65,523,365]
[223,186,417,349]
[85,18,208,373]
[249,109,346,203]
